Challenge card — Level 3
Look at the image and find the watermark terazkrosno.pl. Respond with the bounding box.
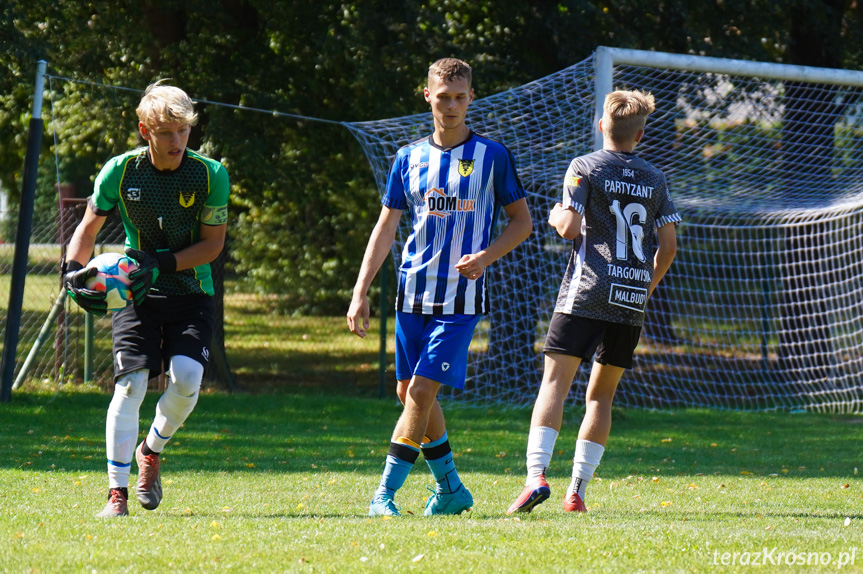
[712,547,857,568]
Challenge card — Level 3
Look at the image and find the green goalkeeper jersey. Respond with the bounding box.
[89,147,230,296]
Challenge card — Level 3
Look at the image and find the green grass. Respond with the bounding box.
[222,298,389,393]
[2,389,862,572]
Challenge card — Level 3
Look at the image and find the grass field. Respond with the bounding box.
[2,388,861,572]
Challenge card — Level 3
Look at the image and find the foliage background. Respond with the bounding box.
[1,0,862,314]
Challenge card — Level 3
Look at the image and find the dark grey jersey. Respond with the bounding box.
[554,149,681,326]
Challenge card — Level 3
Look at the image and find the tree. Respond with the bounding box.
[2,0,862,314]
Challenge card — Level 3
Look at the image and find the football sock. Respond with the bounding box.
[394,436,421,449]
[106,369,148,489]
[109,487,129,499]
[374,439,420,499]
[525,426,559,483]
[569,439,605,500]
[140,441,158,457]
[572,477,586,500]
[421,432,462,494]
[148,387,197,452]
[147,356,203,452]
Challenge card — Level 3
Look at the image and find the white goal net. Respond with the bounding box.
[345,47,863,413]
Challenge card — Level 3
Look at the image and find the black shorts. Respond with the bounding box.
[543,313,642,369]
[111,294,215,382]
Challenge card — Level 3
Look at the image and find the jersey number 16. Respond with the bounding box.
[610,199,647,263]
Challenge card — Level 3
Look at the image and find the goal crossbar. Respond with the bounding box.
[593,46,863,149]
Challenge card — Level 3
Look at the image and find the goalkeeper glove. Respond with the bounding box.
[62,260,108,316]
[125,248,176,305]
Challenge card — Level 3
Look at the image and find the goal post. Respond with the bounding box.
[346,47,863,413]
[593,47,863,151]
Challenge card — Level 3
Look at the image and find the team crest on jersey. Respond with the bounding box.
[126,188,142,201]
[458,159,474,177]
[566,176,582,187]
[179,192,195,208]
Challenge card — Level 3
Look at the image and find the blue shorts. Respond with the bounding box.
[395,311,481,390]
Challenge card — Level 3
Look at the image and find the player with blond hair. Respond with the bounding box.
[62,80,229,517]
[506,89,680,515]
[348,57,532,517]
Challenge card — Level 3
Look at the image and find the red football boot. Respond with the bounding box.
[506,474,551,515]
[562,491,587,512]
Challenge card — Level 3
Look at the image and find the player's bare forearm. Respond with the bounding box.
[648,223,678,297]
[456,198,532,278]
[66,230,97,266]
[548,202,582,240]
[352,237,390,301]
[351,206,401,298]
[65,209,106,265]
[172,223,227,271]
[348,206,402,337]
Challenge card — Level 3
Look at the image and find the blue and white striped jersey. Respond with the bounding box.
[383,131,526,315]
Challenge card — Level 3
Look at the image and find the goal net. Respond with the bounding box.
[344,48,863,413]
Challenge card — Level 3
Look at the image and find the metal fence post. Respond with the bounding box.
[1,60,47,402]
[378,256,389,399]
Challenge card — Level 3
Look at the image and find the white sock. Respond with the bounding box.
[525,426,559,482]
[147,356,202,452]
[569,439,605,500]
[106,369,148,488]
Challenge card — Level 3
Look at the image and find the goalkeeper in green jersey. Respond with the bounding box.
[62,81,230,518]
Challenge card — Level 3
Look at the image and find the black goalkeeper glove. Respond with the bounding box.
[63,260,108,316]
[125,248,177,305]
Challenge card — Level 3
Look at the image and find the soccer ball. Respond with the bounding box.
[84,252,138,312]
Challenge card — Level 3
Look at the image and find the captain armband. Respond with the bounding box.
[200,205,228,225]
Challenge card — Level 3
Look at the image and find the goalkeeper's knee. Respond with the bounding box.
[110,369,148,409]
[168,355,203,398]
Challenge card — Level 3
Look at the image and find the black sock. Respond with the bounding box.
[141,442,159,457]
[110,487,129,499]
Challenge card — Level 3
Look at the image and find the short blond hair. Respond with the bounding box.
[428,58,472,88]
[136,80,198,127]
[602,89,655,144]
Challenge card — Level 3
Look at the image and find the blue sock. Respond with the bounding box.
[374,441,420,499]
[422,432,462,494]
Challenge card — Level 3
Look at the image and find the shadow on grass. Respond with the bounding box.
[4,390,862,480]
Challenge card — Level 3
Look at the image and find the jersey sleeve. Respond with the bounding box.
[562,158,589,215]
[382,152,408,210]
[493,144,526,206]
[654,174,682,228]
[89,157,123,215]
[201,161,230,226]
